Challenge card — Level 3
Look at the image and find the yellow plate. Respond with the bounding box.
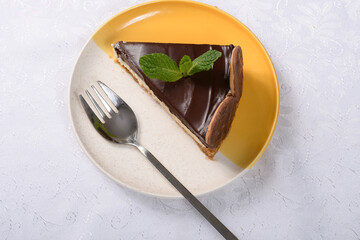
[93,0,279,169]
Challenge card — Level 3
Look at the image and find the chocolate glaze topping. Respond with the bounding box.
[114,41,234,146]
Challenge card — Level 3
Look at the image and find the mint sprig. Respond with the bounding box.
[139,50,222,82]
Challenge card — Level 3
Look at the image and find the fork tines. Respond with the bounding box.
[80,81,126,122]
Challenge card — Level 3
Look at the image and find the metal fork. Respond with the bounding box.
[79,81,238,240]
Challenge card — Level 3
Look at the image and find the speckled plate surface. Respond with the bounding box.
[69,0,279,197]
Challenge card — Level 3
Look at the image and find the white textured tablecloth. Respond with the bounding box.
[1,0,360,239]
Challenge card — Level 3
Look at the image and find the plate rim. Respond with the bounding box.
[68,0,280,198]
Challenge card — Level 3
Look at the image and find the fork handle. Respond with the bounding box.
[132,142,238,240]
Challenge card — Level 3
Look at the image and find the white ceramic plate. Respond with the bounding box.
[69,1,279,197]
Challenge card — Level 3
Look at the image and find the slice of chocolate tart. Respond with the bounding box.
[113,41,243,159]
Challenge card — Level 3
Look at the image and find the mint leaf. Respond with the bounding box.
[139,53,182,82]
[188,50,222,76]
[139,49,222,82]
[179,55,192,76]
